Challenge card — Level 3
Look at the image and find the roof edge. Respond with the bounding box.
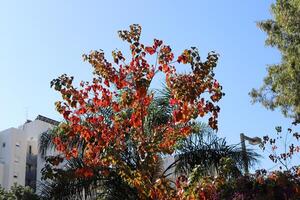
[35,115,59,126]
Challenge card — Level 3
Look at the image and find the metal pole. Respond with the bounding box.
[240,133,249,175]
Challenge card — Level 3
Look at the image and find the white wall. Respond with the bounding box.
[21,119,56,191]
[162,155,176,182]
[0,128,26,190]
[20,120,53,140]
[0,118,56,191]
[0,162,4,186]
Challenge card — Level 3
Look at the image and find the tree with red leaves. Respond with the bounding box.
[50,24,224,199]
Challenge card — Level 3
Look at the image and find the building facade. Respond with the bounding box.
[0,115,58,190]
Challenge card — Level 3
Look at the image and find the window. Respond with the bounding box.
[2,143,5,148]
[29,145,32,155]
[13,172,18,179]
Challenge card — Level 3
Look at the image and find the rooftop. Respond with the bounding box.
[35,115,59,126]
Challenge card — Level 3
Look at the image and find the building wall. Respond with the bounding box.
[22,120,56,192]
[0,117,56,191]
[162,155,176,183]
[0,162,4,186]
[26,139,38,191]
[0,128,26,190]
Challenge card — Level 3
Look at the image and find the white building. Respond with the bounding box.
[0,115,58,190]
[0,127,26,190]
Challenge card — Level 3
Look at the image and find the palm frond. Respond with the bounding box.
[39,129,57,158]
[173,123,261,176]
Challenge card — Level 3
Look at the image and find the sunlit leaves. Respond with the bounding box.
[51,24,224,199]
[250,0,300,124]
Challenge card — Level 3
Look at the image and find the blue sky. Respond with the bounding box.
[0,0,297,170]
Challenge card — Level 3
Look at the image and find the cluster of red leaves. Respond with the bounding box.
[50,24,224,199]
[176,175,220,200]
[169,48,222,129]
[176,168,300,200]
[75,167,94,178]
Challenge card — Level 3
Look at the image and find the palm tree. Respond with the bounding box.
[155,86,260,177]
[39,129,140,200]
[38,157,138,200]
[37,94,171,199]
[172,122,261,177]
[38,106,141,200]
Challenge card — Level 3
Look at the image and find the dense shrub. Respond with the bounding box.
[177,165,300,200]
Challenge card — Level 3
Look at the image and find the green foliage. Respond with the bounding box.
[174,123,260,176]
[250,0,300,123]
[0,184,39,200]
[39,161,139,200]
[39,133,139,200]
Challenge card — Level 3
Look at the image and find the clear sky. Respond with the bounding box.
[0,0,297,170]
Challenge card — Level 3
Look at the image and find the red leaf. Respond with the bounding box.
[169,98,177,106]
[162,64,170,72]
[145,47,156,55]
[104,79,110,87]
